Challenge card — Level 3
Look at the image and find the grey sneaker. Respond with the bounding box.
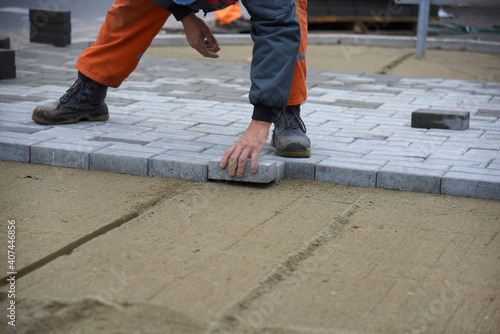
[32,72,108,125]
[271,105,311,158]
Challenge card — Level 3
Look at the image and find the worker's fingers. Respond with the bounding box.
[236,149,251,178]
[227,147,244,177]
[202,27,221,53]
[198,42,220,58]
[220,145,235,170]
[204,39,221,53]
[250,150,259,174]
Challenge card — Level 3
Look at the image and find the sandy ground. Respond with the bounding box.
[0,160,499,333]
[1,42,500,333]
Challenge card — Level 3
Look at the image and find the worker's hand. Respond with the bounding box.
[220,120,271,178]
[181,12,220,58]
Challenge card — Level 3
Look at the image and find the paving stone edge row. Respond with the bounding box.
[1,142,499,201]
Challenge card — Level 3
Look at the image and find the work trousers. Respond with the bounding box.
[76,0,308,107]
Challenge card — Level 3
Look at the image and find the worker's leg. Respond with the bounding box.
[76,0,171,88]
[287,0,308,106]
[32,0,170,124]
[273,0,310,157]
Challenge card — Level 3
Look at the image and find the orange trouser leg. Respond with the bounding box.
[287,0,308,106]
[76,0,170,88]
[214,2,242,25]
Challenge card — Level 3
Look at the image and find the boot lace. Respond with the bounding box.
[277,106,307,133]
[59,78,84,105]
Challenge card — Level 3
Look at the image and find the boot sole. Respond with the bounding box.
[275,149,311,158]
[272,137,311,158]
[32,111,109,125]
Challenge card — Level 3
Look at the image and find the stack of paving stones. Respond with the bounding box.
[0,43,499,200]
[30,9,71,47]
[0,37,15,80]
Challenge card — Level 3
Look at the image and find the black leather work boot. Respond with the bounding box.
[271,105,311,158]
[32,72,109,125]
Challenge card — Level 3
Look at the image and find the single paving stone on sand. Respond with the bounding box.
[208,159,285,183]
[411,109,470,130]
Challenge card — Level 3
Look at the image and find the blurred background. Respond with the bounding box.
[306,0,500,42]
[1,0,499,48]
[0,0,114,47]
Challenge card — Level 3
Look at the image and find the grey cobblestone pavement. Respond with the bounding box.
[1,43,499,200]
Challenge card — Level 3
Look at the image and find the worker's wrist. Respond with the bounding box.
[170,4,193,21]
[251,103,282,123]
